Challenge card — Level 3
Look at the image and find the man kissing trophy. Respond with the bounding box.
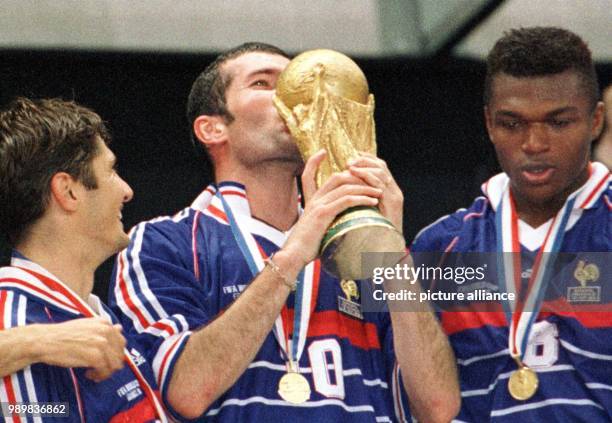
[274,49,405,280]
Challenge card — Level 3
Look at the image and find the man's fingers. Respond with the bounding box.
[348,154,377,166]
[323,195,379,217]
[349,166,388,189]
[349,154,390,174]
[301,149,327,200]
[318,184,382,206]
[314,170,370,197]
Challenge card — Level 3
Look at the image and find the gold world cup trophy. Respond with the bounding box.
[274,49,405,280]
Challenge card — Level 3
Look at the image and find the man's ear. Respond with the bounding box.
[49,172,80,212]
[484,106,495,144]
[193,115,228,149]
[590,101,605,141]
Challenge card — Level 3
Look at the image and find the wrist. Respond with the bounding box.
[21,324,49,363]
[265,254,296,291]
[269,249,306,283]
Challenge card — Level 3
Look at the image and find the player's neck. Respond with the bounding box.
[513,168,589,228]
[514,200,562,228]
[16,224,96,300]
[215,164,300,231]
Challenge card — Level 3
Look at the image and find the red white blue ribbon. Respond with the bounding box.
[495,184,576,360]
[212,184,316,370]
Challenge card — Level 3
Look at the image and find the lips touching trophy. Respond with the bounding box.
[273,49,405,280]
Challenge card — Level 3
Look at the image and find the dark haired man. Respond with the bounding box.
[411,27,610,421]
[110,42,460,422]
[0,98,167,421]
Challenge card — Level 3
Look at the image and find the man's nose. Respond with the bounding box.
[521,123,550,155]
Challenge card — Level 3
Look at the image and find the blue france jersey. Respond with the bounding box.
[411,164,611,422]
[109,182,410,422]
[0,257,165,423]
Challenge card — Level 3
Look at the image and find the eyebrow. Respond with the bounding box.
[244,68,280,79]
[495,106,580,119]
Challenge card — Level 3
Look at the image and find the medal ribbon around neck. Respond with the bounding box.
[215,190,316,370]
[495,186,576,361]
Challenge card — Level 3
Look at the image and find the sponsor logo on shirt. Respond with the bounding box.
[129,348,147,367]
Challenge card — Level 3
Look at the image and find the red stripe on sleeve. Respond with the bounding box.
[157,335,184,388]
[117,253,152,329]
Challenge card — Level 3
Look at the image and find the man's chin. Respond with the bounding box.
[514,184,563,208]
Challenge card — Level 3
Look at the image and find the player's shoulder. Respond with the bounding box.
[573,164,611,247]
[577,163,610,210]
[411,196,491,252]
[131,206,196,236]
[126,206,205,249]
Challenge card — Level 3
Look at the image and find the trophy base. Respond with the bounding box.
[320,207,405,280]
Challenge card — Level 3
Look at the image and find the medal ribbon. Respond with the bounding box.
[496,185,576,361]
[215,188,315,369]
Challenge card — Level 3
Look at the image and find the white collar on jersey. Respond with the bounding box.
[483,161,610,213]
[3,254,105,317]
[481,162,610,251]
[190,181,302,248]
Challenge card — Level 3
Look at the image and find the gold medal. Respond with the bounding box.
[508,366,539,400]
[278,371,311,404]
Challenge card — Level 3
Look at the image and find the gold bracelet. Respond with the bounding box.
[264,255,296,291]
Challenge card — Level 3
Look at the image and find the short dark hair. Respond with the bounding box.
[484,27,599,108]
[0,97,110,245]
[186,42,289,166]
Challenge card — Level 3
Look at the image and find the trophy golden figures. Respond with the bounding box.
[273,49,405,280]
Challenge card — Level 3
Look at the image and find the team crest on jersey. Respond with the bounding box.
[567,260,601,303]
[337,280,363,319]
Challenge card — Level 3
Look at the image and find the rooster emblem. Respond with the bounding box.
[574,260,600,287]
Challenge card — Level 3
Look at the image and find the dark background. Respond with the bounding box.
[1,49,610,300]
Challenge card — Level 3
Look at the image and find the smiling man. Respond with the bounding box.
[0,98,167,422]
[109,42,460,422]
[411,27,610,421]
